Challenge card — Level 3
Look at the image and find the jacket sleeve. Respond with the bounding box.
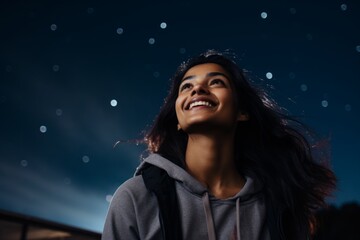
[102,186,140,240]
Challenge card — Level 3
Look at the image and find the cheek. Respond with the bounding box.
[218,90,234,104]
[219,91,238,114]
[175,97,183,119]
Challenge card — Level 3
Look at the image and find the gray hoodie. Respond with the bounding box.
[102,154,270,240]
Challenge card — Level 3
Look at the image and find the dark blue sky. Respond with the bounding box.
[0,0,359,233]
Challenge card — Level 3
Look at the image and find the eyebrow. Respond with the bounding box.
[182,72,229,82]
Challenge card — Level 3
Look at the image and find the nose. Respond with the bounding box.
[191,83,209,96]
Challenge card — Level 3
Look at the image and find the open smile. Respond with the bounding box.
[189,101,213,109]
[185,98,217,110]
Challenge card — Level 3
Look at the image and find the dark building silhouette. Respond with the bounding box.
[0,210,100,240]
[314,202,360,240]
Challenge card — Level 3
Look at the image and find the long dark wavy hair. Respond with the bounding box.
[145,50,336,239]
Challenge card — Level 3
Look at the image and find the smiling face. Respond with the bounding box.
[175,63,242,133]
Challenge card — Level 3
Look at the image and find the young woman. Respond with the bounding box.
[102,50,336,240]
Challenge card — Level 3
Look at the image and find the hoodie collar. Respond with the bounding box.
[136,154,263,201]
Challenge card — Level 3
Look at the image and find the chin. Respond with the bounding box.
[182,120,236,134]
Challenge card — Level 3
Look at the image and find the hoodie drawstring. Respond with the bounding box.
[202,193,242,240]
[202,192,216,240]
[236,198,241,240]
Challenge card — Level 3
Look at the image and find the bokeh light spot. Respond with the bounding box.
[40,125,47,133]
[261,12,268,19]
[110,99,117,107]
[179,48,186,54]
[321,100,329,108]
[50,24,57,31]
[148,38,155,45]
[306,33,313,40]
[289,72,296,79]
[290,8,297,14]
[300,84,308,92]
[160,22,167,29]
[52,64,60,72]
[345,104,352,111]
[82,155,90,163]
[87,7,94,14]
[64,178,71,185]
[20,160,28,167]
[116,28,124,35]
[106,195,113,203]
[56,108,63,116]
[153,71,160,78]
[266,72,273,79]
[340,4,347,11]
[356,45,360,53]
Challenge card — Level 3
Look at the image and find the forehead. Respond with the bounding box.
[183,63,229,79]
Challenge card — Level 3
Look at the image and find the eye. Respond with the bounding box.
[179,82,192,92]
[210,78,225,86]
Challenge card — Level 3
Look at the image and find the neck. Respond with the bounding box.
[185,132,244,199]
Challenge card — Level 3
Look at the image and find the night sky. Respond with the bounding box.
[1,0,359,233]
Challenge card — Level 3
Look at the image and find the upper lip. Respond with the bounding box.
[185,97,217,110]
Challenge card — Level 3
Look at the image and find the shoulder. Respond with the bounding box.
[111,175,151,207]
[103,176,161,239]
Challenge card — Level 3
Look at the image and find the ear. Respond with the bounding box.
[237,111,250,121]
[177,123,182,130]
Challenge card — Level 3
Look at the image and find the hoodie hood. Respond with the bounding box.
[135,153,263,201]
[136,153,208,195]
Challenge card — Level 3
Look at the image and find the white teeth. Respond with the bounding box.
[189,101,213,109]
